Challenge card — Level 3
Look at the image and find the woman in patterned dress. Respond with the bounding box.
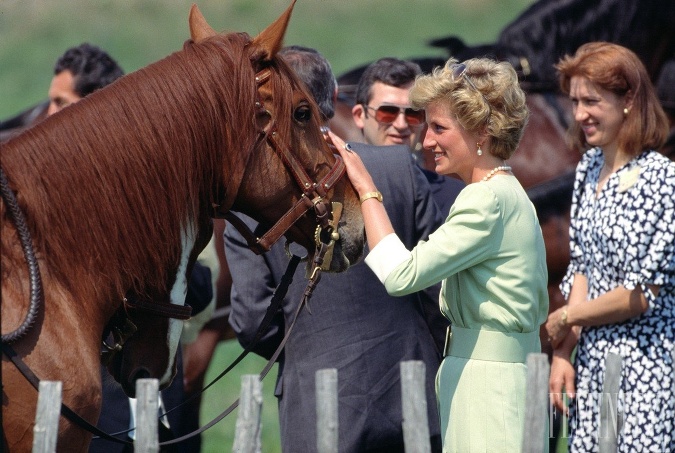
[331,57,549,452]
[546,42,674,451]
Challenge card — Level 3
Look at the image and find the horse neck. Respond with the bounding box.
[1,40,256,303]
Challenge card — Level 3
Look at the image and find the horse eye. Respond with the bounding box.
[294,106,312,123]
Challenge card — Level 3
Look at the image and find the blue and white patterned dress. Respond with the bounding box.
[561,148,675,452]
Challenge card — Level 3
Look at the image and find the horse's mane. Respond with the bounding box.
[494,0,675,90]
[2,32,262,301]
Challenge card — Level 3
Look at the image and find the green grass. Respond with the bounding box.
[0,0,534,119]
[199,339,281,452]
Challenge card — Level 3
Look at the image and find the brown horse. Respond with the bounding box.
[1,2,364,451]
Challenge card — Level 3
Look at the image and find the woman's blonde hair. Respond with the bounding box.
[410,57,529,159]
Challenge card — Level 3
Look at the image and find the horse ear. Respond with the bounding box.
[189,3,217,43]
[251,0,296,60]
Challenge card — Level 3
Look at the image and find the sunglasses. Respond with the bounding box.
[450,63,492,120]
[364,104,426,126]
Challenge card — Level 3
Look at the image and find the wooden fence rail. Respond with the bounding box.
[400,361,431,453]
[316,368,338,453]
[32,381,62,453]
[34,351,655,452]
[522,353,550,453]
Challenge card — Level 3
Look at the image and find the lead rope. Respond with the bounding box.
[0,167,43,344]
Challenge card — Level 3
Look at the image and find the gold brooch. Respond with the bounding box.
[617,165,641,193]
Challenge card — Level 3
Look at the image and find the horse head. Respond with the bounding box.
[190,2,365,272]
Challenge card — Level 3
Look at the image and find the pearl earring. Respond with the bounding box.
[623,108,629,116]
[477,143,483,156]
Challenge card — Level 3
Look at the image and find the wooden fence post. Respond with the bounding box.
[521,353,550,453]
[599,352,622,453]
[232,375,263,453]
[32,380,62,453]
[316,368,338,453]
[400,360,431,453]
[135,378,159,453]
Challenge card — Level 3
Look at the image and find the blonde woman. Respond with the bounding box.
[331,57,549,451]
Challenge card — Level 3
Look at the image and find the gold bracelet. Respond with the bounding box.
[359,191,383,204]
[559,308,568,327]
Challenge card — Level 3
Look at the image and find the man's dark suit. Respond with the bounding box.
[419,168,464,220]
[225,143,447,452]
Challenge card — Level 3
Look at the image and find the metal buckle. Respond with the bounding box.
[313,202,342,271]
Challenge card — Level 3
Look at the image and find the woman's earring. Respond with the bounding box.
[623,108,629,116]
[477,143,483,156]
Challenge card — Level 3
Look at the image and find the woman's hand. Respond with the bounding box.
[328,130,377,196]
[546,305,571,348]
[549,348,576,414]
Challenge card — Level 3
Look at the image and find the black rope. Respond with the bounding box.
[0,167,43,344]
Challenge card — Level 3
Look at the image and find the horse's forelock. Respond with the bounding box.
[3,32,260,300]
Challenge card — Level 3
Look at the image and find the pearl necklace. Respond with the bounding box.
[481,165,512,182]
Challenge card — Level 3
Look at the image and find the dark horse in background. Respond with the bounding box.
[1,2,364,451]
[329,0,675,341]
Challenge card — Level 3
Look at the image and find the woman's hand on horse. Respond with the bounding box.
[329,130,378,197]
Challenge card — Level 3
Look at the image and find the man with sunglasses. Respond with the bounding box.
[352,57,465,217]
[352,57,426,150]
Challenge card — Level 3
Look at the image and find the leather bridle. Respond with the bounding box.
[100,292,193,366]
[222,67,347,256]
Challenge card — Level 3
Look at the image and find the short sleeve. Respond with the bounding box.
[621,160,675,307]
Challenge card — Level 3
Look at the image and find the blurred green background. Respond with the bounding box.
[0,0,534,119]
[1,1,565,452]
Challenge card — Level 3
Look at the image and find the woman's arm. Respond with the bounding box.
[547,274,657,345]
[547,273,587,346]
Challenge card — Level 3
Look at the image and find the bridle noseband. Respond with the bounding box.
[223,66,347,256]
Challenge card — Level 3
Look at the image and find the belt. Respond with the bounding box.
[443,325,540,363]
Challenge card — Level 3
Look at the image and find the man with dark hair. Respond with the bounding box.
[351,57,425,150]
[351,57,464,220]
[0,43,124,141]
[226,47,445,452]
[47,42,125,115]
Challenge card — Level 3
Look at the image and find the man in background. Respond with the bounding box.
[0,43,123,141]
[46,42,125,116]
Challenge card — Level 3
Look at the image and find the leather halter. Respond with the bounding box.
[223,67,347,255]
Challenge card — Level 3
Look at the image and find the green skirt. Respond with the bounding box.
[435,326,547,452]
